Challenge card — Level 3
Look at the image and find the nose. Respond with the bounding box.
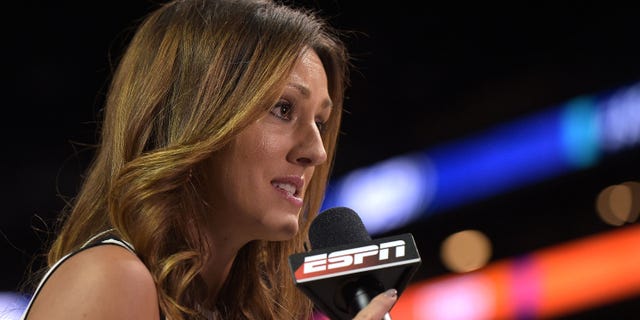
[288,122,328,167]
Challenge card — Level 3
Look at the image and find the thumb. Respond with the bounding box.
[352,289,398,320]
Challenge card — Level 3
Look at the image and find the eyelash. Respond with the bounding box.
[270,99,328,133]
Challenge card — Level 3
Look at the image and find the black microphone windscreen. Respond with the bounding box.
[309,207,372,250]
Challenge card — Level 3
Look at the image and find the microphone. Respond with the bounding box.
[289,207,422,320]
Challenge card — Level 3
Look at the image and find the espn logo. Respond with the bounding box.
[303,240,406,274]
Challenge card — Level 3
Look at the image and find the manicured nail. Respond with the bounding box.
[384,289,398,299]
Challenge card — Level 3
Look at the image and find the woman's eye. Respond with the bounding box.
[270,100,293,120]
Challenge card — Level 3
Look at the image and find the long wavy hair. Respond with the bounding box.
[44,0,349,319]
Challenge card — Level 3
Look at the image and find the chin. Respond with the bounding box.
[268,217,300,241]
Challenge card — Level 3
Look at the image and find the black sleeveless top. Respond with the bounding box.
[21,231,228,319]
[19,230,158,320]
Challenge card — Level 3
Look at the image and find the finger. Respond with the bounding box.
[352,289,398,320]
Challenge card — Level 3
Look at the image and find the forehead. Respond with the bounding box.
[286,50,331,106]
[288,50,327,83]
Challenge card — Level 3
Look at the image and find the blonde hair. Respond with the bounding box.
[45,0,349,319]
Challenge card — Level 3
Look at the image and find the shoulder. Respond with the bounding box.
[26,244,160,320]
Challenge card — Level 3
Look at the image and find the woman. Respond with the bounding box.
[20,0,396,319]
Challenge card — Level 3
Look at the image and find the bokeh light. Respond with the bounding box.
[441,229,492,273]
[597,181,640,226]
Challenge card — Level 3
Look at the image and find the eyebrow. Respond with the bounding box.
[288,82,333,109]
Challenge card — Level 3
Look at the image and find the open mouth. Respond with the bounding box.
[272,182,299,198]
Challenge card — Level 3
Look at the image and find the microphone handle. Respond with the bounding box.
[351,287,393,320]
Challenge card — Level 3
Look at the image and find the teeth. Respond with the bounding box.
[274,182,296,195]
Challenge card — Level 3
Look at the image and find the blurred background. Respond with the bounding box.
[3,1,640,319]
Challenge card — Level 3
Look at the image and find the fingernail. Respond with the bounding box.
[384,288,398,299]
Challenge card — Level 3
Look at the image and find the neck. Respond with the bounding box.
[200,230,247,301]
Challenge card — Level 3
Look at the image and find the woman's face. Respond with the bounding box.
[207,49,332,242]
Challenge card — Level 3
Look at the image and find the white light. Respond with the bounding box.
[337,154,435,234]
[601,83,640,152]
[0,292,28,320]
[415,274,494,320]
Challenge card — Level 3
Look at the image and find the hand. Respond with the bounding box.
[352,289,397,320]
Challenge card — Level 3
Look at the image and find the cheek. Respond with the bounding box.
[236,127,285,163]
[257,136,281,159]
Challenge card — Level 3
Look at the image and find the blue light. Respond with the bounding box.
[561,97,600,169]
[427,107,569,214]
[323,81,640,235]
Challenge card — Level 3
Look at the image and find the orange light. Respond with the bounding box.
[390,225,640,319]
